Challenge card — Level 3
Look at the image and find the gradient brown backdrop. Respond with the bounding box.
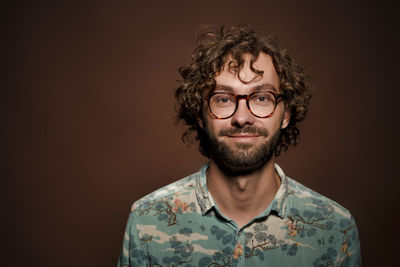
[4,1,399,266]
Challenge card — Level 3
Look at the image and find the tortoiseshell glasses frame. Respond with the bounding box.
[205,91,284,119]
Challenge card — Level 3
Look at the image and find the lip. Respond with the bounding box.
[228,134,260,137]
[226,134,260,141]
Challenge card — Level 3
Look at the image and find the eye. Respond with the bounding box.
[251,92,274,106]
[256,96,267,102]
[212,94,235,106]
[217,97,230,103]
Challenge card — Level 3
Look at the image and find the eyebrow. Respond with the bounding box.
[214,83,278,94]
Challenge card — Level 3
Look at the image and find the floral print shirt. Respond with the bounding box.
[118,163,361,267]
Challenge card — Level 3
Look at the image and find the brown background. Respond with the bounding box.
[4,1,399,266]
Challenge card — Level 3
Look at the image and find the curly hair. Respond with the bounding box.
[174,24,312,158]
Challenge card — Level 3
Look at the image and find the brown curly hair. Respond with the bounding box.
[174,24,312,158]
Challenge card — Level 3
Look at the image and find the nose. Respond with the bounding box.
[231,99,255,127]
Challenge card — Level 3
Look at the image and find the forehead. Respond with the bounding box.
[214,52,279,93]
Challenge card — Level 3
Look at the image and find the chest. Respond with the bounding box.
[136,213,333,267]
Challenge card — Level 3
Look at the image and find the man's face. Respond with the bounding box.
[202,53,290,175]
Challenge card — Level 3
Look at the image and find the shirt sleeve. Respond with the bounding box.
[117,210,148,267]
[334,215,362,267]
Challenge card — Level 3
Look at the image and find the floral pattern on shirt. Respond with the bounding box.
[118,163,361,267]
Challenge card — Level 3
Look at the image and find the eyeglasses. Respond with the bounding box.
[206,91,284,119]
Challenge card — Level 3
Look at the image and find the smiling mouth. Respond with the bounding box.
[219,127,269,138]
[226,134,261,141]
[228,134,260,137]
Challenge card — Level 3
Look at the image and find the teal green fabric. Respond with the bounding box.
[118,164,361,266]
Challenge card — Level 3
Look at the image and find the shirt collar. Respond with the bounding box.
[195,163,215,215]
[195,162,290,218]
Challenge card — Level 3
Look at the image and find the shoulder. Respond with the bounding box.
[284,176,354,223]
[130,170,200,214]
[283,176,361,265]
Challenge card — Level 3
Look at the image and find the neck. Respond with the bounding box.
[206,158,281,228]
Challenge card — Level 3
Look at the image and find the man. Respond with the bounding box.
[118,25,361,266]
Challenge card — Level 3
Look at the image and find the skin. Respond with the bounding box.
[203,53,290,228]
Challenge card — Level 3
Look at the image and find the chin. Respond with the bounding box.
[211,141,274,176]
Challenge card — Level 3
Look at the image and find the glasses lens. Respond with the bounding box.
[249,92,276,117]
[209,93,236,118]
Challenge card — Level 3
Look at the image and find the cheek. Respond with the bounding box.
[204,118,228,135]
[269,114,285,132]
[269,105,286,128]
[258,114,284,133]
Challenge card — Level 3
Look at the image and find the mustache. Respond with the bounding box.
[218,126,269,137]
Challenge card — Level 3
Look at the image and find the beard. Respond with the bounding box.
[205,124,282,176]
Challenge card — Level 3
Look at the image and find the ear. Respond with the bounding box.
[197,109,206,129]
[281,109,290,129]
[197,102,209,129]
[197,116,204,129]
